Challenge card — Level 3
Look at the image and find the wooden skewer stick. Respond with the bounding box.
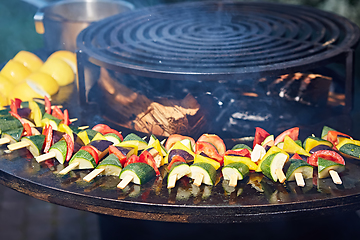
[294,172,305,187]
[83,168,105,182]
[0,138,10,145]
[70,118,78,123]
[35,151,56,163]
[51,105,63,109]
[58,162,79,175]
[193,173,204,187]
[117,175,133,189]
[34,98,51,104]
[275,169,286,183]
[329,170,342,185]
[7,141,30,151]
[167,173,178,189]
[229,174,238,187]
[77,126,89,130]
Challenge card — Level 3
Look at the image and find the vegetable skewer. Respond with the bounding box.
[83,153,123,182]
[59,139,113,174]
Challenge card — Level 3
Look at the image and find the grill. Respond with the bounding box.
[3,1,360,226]
[76,1,360,138]
[78,1,359,78]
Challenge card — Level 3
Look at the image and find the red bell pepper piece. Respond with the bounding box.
[224,149,251,158]
[63,133,74,162]
[307,150,345,167]
[43,124,53,153]
[253,127,270,149]
[195,141,223,164]
[44,96,51,114]
[14,98,22,108]
[9,111,24,124]
[23,123,32,137]
[274,127,299,146]
[326,130,352,146]
[81,145,99,164]
[52,106,64,120]
[139,150,160,176]
[167,155,187,170]
[9,110,31,136]
[63,109,70,126]
[10,99,18,114]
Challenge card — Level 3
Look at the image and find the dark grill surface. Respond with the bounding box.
[77,1,359,80]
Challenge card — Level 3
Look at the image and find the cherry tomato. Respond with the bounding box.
[274,127,299,146]
[102,129,123,141]
[253,127,270,149]
[290,153,303,161]
[124,155,144,167]
[139,150,160,176]
[165,134,195,151]
[81,145,99,164]
[225,149,251,158]
[167,155,186,170]
[197,134,226,155]
[108,145,128,167]
[307,150,345,167]
[92,124,123,141]
[195,141,223,165]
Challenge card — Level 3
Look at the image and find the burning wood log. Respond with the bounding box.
[98,68,206,137]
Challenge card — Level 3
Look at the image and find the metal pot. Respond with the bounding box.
[34,0,134,52]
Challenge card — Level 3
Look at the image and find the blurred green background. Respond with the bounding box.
[1,0,360,64]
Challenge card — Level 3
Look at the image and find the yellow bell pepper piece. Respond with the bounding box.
[224,155,258,171]
[194,154,220,170]
[283,135,311,157]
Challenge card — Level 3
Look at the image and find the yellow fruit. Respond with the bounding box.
[39,57,75,86]
[48,50,77,74]
[25,72,59,96]
[0,74,15,97]
[8,81,49,102]
[1,59,32,85]
[13,51,43,72]
[0,92,8,109]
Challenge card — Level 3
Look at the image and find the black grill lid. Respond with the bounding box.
[77,1,360,80]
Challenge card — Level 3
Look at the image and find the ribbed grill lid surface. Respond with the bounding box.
[77,1,360,80]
